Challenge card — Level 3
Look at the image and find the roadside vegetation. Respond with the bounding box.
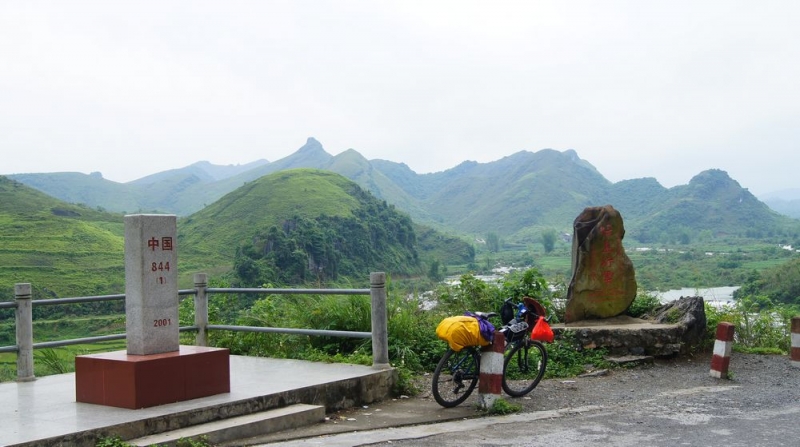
[3,252,800,389]
[2,235,798,388]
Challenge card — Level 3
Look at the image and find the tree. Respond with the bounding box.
[428,259,444,282]
[541,229,557,254]
[487,232,500,253]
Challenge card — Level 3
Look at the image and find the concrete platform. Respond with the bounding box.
[1,355,395,447]
[554,315,686,356]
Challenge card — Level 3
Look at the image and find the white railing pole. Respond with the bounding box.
[194,273,209,347]
[15,283,35,381]
[370,272,390,369]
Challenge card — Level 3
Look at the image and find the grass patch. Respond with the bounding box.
[545,332,613,378]
[483,398,522,415]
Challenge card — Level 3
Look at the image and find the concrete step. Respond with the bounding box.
[127,403,325,447]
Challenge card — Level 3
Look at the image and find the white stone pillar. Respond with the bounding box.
[194,273,209,347]
[370,272,390,369]
[125,214,179,355]
[15,283,34,381]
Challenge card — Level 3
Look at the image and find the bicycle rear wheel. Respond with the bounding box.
[432,348,480,408]
[502,339,547,397]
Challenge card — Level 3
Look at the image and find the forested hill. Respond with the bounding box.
[630,169,786,242]
[179,169,426,285]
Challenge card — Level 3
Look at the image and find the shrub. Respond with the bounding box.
[627,292,662,318]
[545,332,611,378]
[704,296,798,353]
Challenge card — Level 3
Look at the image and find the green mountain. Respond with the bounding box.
[130,159,270,185]
[375,149,611,236]
[8,171,143,214]
[9,159,275,216]
[630,169,789,242]
[179,169,425,284]
[0,176,125,301]
[9,139,800,246]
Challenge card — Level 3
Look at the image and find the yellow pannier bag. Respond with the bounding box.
[436,315,490,352]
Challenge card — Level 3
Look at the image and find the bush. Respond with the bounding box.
[545,332,611,378]
[704,296,798,353]
[627,292,662,318]
[386,294,444,372]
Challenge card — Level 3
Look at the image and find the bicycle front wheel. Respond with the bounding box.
[502,339,547,397]
[431,348,480,408]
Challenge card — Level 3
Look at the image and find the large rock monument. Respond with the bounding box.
[565,205,637,323]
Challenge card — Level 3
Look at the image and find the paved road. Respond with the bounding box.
[268,385,799,446]
[263,353,800,447]
[370,386,800,446]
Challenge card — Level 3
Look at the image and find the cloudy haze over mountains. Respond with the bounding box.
[2,1,799,196]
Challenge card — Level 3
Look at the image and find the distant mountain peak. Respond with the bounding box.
[688,169,743,190]
[690,168,735,182]
[299,137,324,153]
[563,149,580,161]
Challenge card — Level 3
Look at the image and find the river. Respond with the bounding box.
[653,286,739,308]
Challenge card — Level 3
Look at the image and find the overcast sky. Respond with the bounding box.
[1,1,798,196]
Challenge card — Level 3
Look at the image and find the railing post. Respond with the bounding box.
[370,272,390,369]
[194,273,209,347]
[791,316,800,368]
[15,283,35,382]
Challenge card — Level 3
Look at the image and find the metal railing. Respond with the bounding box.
[1,272,389,381]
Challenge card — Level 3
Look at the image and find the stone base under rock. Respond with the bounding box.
[554,315,687,357]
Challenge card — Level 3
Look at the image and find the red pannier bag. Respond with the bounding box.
[530,315,554,343]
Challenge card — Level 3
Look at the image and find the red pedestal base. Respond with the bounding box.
[75,345,230,409]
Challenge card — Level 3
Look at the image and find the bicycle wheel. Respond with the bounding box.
[431,348,480,408]
[502,339,547,397]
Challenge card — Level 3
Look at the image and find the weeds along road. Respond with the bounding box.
[266,352,800,447]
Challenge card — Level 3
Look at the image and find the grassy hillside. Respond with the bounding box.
[8,172,144,214]
[0,176,125,301]
[179,169,426,283]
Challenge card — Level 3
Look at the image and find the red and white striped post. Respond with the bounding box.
[791,317,800,368]
[478,334,504,409]
[710,322,735,378]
